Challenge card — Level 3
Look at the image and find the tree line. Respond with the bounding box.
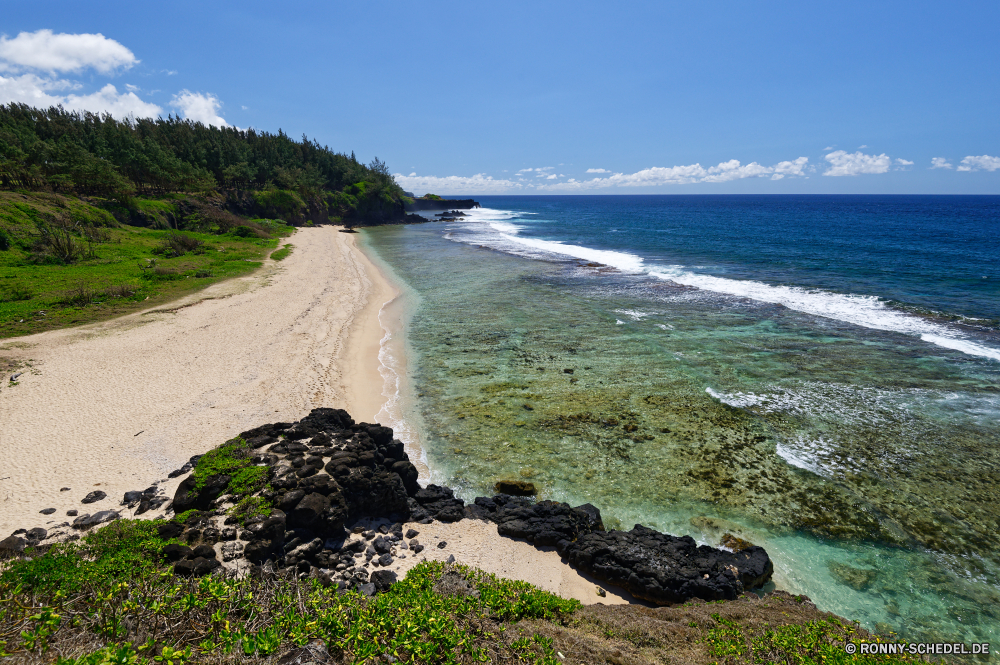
[0,104,404,207]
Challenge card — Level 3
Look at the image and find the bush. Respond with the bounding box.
[0,228,10,250]
[0,284,32,302]
[156,231,203,257]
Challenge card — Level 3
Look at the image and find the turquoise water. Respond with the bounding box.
[360,196,1000,649]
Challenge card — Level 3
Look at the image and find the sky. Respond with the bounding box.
[1,1,998,195]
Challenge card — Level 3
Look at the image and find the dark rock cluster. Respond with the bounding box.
[567,526,773,603]
[152,409,773,603]
[2,408,774,605]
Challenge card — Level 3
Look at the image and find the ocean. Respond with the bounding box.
[360,195,1000,647]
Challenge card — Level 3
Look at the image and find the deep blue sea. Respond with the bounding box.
[362,195,1000,649]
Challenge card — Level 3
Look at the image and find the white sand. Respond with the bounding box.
[0,224,640,606]
[0,227,395,536]
[351,518,637,606]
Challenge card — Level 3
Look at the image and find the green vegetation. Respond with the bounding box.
[420,194,444,200]
[702,613,926,665]
[0,192,294,338]
[0,524,580,664]
[190,438,254,492]
[0,520,172,595]
[186,437,274,522]
[269,244,293,261]
[0,522,931,664]
[0,104,407,223]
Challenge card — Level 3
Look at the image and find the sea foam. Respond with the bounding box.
[452,208,1000,363]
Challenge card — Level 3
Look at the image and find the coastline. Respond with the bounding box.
[0,226,393,537]
[1,224,639,607]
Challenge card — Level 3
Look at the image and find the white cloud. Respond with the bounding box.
[406,155,812,194]
[586,168,609,173]
[858,144,868,149]
[394,173,524,195]
[957,155,1000,172]
[0,73,161,118]
[65,83,162,117]
[539,156,809,190]
[822,150,891,176]
[0,29,136,74]
[170,90,230,127]
[823,146,835,151]
[930,157,953,169]
[895,158,914,166]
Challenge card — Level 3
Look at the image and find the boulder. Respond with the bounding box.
[288,493,329,528]
[162,544,193,561]
[370,569,398,592]
[72,510,120,530]
[0,535,27,554]
[566,525,773,604]
[81,490,107,504]
[172,473,231,513]
[494,480,537,496]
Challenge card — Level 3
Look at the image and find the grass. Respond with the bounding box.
[0,526,936,665]
[0,192,294,339]
[186,437,274,522]
[519,595,942,665]
[270,244,293,261]
[0,523,580,664]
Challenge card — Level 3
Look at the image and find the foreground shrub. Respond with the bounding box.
[0,528,577,664]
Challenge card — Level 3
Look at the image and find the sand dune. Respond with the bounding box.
[0,227,395,536]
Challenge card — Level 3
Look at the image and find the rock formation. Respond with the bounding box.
[2,408,773,604]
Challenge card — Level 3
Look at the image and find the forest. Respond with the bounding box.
[0,103,408,224]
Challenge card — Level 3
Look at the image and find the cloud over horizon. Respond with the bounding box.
[394,173,523,195]
[822,150,894,176]
[957,155,1000,172]
[397,156,812,194]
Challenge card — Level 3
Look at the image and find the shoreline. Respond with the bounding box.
[0,226,394,537]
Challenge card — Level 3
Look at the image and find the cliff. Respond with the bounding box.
[405,197,481,212]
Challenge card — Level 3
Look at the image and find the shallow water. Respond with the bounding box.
[360,196,1000,649]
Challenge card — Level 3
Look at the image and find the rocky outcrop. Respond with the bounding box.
[152,409,772,602]
[2,408,773,604]
[567,526,773,604]
[405,198,480,212]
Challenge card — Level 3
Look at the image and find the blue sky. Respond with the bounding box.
[2,1,998,194]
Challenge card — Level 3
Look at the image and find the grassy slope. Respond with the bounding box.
[0,192,293,339]
[0,519,923,665]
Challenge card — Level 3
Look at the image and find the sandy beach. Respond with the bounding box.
[0,224,644,606]
[0,226,395,537]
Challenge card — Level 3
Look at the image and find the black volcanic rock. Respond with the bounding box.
[0,535,27,553]
[172,473,231,513]
[0,407,771,600]
[412,485,465,522]
[565,525,774,603]
[81,490,106,504]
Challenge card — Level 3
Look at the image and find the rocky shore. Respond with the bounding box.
[1,407,773,605]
